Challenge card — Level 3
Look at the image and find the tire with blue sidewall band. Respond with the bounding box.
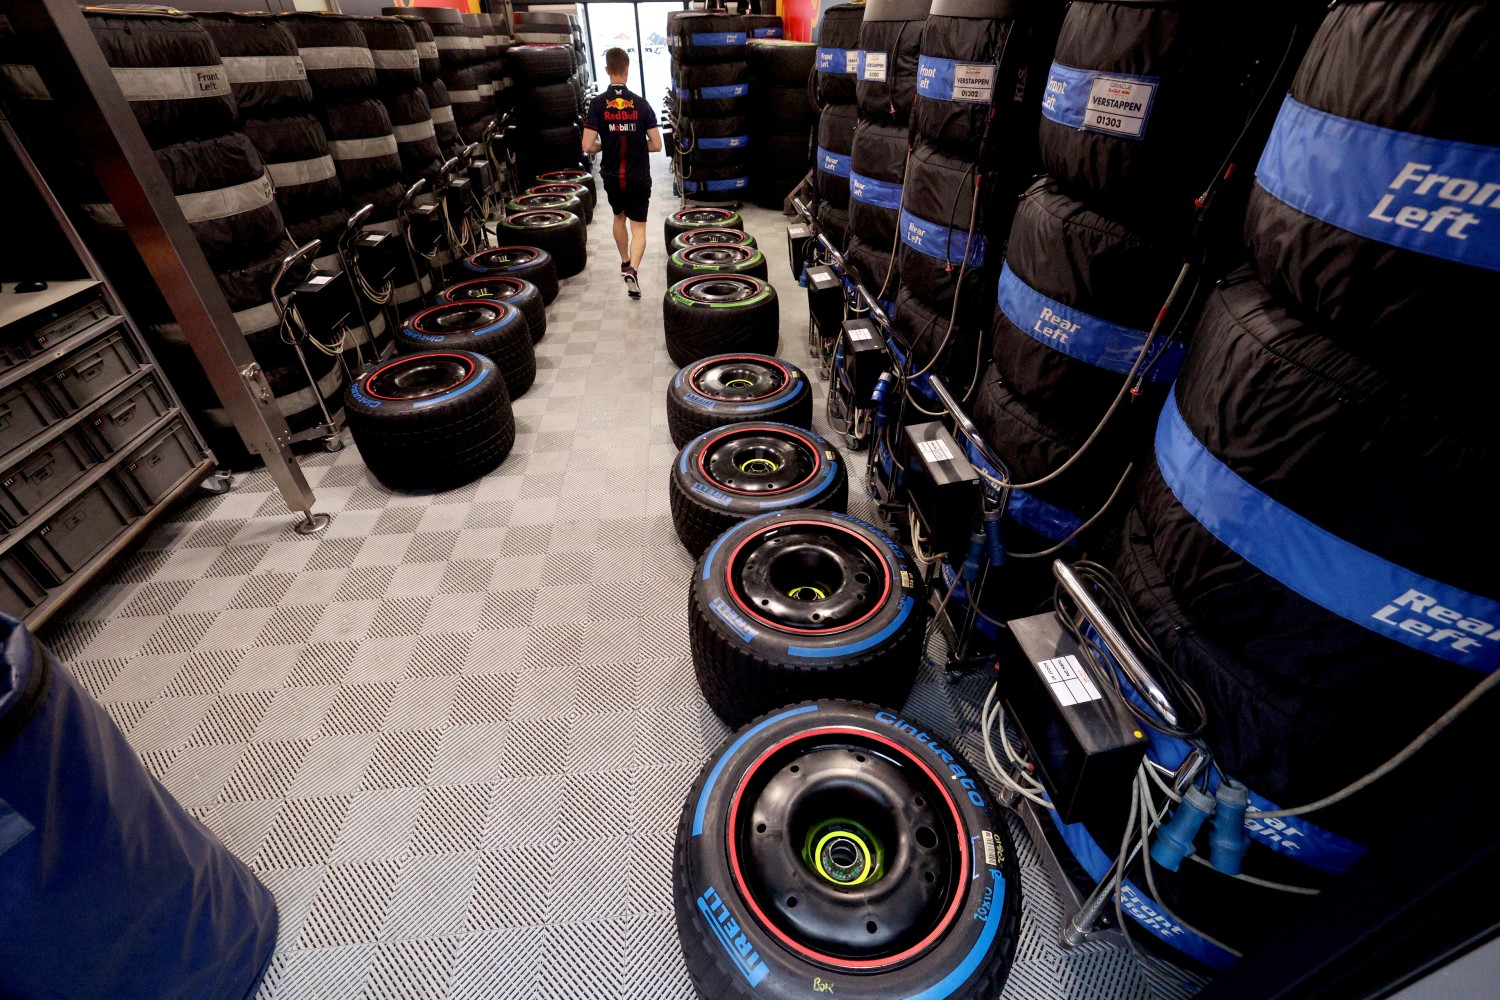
[666,353,814,448]
[396,301,536,398]
[670,423,848,555]
[689,509,926,727]
[460,246,559,303]
[673,700,1020,999]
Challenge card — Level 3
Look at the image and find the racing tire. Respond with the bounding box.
[508,43,575,84]
[667,352,814,448]
[495,210,587,279]
[671,228,759,254]
[664,275,779,367]
[461,246,560,304]
[535,169,597,209]
[395,300,536,398]
[527,182,593,222]
[438,276,547,342]
[505,191,587,221]
[346,350,514,491]
[519,80,580,126]
[665,206,746,250]
[674,700,1021,1000]
[668,244,769,286]
[671,423,847,555]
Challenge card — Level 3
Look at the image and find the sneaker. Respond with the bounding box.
[623,265,641,299]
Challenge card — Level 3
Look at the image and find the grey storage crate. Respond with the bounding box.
[21,475,135,585]
[0,379,58,457]
[0,426,96,527]
[0,552,48,619]
[117,418,197,509]
[41,329,138,413]
[0,295,111,370]
[89,376,169,454]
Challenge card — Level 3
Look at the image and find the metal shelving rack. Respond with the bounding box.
[1,113,217,628]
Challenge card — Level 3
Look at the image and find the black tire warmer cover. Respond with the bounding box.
[815,103,859,214]
[197,13,314,119]
[283,13,380,99]
[357,16,424,92]
[1124,265,1495,832]
[747,38,814,89]
[895,141,1003,314]
[849,119,909,249]
[814,3,865,108]
[668,12,749,66]
[1244,0,1500,417]
[854,0,933,126]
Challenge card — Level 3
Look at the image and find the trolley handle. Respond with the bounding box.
[270,238,322,305]
[790,195,899,343]
[927,375,1008,479]
[400,178,429,218]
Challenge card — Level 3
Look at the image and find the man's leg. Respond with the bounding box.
[628,219,648,271]
[612,212,630,264]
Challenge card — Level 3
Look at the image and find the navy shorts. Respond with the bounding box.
[604,184,651,222]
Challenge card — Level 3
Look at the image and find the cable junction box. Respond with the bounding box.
[840,317,888,403]
[408,203,444,256]
[1001,612,1147,825]
[805,263,842,348]
[787,223,812,274]
[352,229,399,284]
[291,269,354,339]
[899,421,980,560]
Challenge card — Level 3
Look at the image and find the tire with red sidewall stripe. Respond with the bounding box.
[665,207,746,250]
[666,352,813,448]
[689,509,926,727]
[673,700,1021,1000]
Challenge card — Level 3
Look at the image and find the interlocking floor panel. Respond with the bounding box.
[42,157,1199,999]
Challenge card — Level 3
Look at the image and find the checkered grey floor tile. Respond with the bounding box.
[41,157,1200,999]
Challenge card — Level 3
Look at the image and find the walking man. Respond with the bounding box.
[582,47,662,299]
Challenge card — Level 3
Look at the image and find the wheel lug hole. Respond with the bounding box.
[866,921,878,934]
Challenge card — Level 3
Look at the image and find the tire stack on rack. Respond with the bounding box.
[413,8,488,146]
[746,31,817,209]
[976,0,1287,545]
[358,16,443,188]
[669,11,752,203]
[200,13,389,382]
[285,13,430,321]
[507,42,584,184]
[484,12,512,118]
[72,9,341,466]
[461,13,495,129]
[1085,2,1499,967]
[385,11,465,160]
[845,0,930,298]
[812,2,864,245]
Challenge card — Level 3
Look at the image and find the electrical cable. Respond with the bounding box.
[1183,854,1321,896]
[1009,463,1135,559]
[980,683,1055,808]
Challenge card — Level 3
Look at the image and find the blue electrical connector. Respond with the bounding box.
[1209,780,1250,876]
[983,503,1006,566]
[961,533,986,583]
[1150,786,1216,872]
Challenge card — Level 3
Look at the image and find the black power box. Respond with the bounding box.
[900,421,981,559]
[352,229,399,285]
[468,158,494,196]
[409,203,444,255]
[840,317,889,403]
[787,222,812,277]
[291,269,354,339]
[805,264,842,350]
[445,175,474,219]
[1001,613,1147,825]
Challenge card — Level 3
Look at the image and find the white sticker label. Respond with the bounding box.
[981,829,998,868]
[952,62,996,104]
[306,274,334,285]
[862,51,887,82]
[1036,654,1103,707]
[1084,75,1154,138]
[844,49,861,75]
[917,438,954,464]
[847,326,872,342]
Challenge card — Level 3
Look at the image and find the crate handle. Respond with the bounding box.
[109,401,138,425]
[74,354,106,381]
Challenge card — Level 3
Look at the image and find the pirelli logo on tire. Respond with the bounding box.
[697,887,770,987]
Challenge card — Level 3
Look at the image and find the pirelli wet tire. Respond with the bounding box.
[671,423,848,556]
[667,353,815,449]
[664,275,780,368]
[520,80,581,126]
[461,246,560,304]
[346,350,514,491]
[527,183,594,223]
[674,700,1021,1000]
[508,42,575,84]
[814,4,866,107]
[1244,0,1498,400]
[689,510,927,726]
[396,300,536,398]
[438,276,547,342]
[671,228,759,255]
[665,207,746,251]
[496,210,587,279]
[668,244,770,286]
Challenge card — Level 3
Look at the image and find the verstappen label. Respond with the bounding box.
[1042,61,1158,140]
[917,55,999,105]
[1256,96,1500,272]
[859,50,887,82]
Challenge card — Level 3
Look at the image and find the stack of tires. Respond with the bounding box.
[200,12,389,377]
[508,43,583,183]
[846,0,930,297]
[357,16,443,187]
[746,34,817,209]
[977,0,1287,542]
[76,9,339,467]
[384,11,465,159]
[483,12,512,118]
[1083,1,1499,966]
[669,11,752,203]
[284,12,430,318]
[661,209,780,366]
[812,2,865,245]
[413,7,489,146]
[515,11,586,119]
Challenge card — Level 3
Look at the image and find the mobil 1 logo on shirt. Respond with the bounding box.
[1086,74,1155,138]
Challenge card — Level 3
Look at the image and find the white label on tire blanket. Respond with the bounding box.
[1037,654,1103,706]
[917,438,954,463]
[861,51,887,82]
[1084,75,1154,138]
[953,62,996,103]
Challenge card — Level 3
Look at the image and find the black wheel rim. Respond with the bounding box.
[540,170,586,183]
[685,275,758,302]
[702,428,817,495]
[685,245,752,267]
[446,278,522,302]
[677,208,733,226]
[414,302,503,334]
[366,353,473,400]
[472,247,538,268]
[683,227,747,246]
[531,184,585,198]
[691,357,785,400]
[731,733,964,966]
[514,194,570,209]
[509,210,567,228]
[730,522,885,632]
